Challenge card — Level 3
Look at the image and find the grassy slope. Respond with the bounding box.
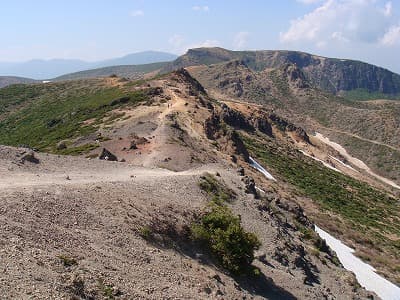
[242,134,400,282]
[55,62,168,81]
[341,88,400,101]
[0,76,38,88]
[0,79,148,152]
[191,63,400,182]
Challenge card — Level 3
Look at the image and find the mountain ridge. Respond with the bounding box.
[0,76,38,89]
[0,51,177,79]
[0,71,398,297]
[164,47,400,98]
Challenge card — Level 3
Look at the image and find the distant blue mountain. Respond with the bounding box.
[96,51,177,69]
[0,51,177,79]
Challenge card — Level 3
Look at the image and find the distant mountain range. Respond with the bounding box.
[0,51,177,79]
[2,47,400,100]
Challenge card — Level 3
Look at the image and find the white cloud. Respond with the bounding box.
[380,25,400,46]
[331,31,349,42]
[233,31,250,49]
[192,5,209,12]
[383,1,392,17]
[281,0,397,47]
[187,39,220,49]
[168,34,219,54]
[130,10,144,17]
[168,34,184,49]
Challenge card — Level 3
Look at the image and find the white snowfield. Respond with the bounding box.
[249,153,400,299]
[299,150,342,173]
[314,133,400,190]
[249,157,276,181]
[315,226,400,300]
[328,155,358,172]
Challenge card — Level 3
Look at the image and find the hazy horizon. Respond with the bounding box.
[1,0,400,73]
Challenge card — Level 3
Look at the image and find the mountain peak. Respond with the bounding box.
[166,47,400,96]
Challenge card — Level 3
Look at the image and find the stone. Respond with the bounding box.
[21,151,39,164]
[99,148,118,161]
[56,141,67,150]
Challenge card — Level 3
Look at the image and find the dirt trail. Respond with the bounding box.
[141,84,196,168]
[0,144,215,191]
[322,127,400,152]
[314,132,400,190]
[0,162,215,191]
[0,165,167,190]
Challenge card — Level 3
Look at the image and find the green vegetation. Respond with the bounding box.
[0,79,148,152]
[58,254,78,267]
[58,143,99,155]
[341,88,400,101]
[138,225,152,240]
[242,135,400,277]
[336,134,400,182]
[98,280,116,300]
[193,174,260,274]
[243,136,400,236]
[54,61,169,81]
[192,203,261,274]
[198,173,236,204]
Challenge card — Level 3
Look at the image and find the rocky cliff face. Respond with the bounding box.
[165,47,400,96]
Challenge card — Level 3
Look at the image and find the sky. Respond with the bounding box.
[1,0,400,72]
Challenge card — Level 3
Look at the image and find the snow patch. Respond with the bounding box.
[315,226,400,300]
[299,150,342,173]
[314,133,400,190]
[249,157,276,181]
[329,155,358,172]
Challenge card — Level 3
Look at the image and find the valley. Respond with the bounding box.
[1,48,400,299]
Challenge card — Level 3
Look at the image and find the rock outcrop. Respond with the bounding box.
[99,148,118,161]
[269,113,310,144]
[21,151,39,164]
[165,47,400,95]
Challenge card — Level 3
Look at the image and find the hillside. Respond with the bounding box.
[0,76,37,88]
[188,59,400,185]
[0,70,399,299]
[164,47,400,99]
[55,62,168,81]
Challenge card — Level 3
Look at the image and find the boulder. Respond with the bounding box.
[237,167,245,176]
[129,141,138,150]
[99,148,118,161]
[56,141,67,150]
[21,151,39,164]
[243,175,257,198]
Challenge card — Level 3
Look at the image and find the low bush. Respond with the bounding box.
[199,173,235,204]
[192,202,260,274]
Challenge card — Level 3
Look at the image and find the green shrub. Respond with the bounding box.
[58,254,77,267]
[199,173,235,204]
[57,143,99,155]
[192,203,261,274]
[0,80,148,152]
[139,225,152,240]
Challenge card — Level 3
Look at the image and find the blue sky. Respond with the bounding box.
[1,0,400,72]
